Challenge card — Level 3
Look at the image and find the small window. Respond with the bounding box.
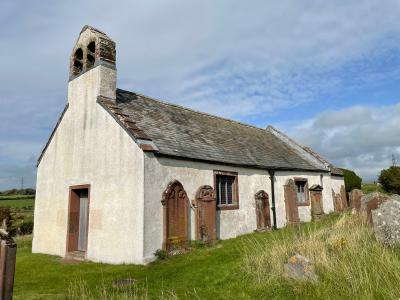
[74,48,83,60]
[87,54,95,68]
[294,178,309,205]
[87,41,96,53]
[214,171,238,209]
[71,48,83,75]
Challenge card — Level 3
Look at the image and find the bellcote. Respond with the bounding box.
[68,26,117,103]
[69,25,116,80]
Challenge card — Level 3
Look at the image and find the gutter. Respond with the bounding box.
[268,169,277,229]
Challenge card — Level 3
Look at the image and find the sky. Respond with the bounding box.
[1,1,400,190]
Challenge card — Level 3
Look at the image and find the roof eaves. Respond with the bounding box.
[97,96,159,152]
[154,152,330,173]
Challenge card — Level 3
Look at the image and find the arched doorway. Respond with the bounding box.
[161,180,189,250]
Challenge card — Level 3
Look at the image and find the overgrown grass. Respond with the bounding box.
[13,214,400,299]
[242,213,400,299]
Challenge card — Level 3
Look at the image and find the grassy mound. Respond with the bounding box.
[242,213,400,299]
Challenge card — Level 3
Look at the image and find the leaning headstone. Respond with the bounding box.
[112,278,135,288]
[0,230,16,300]
[349,189,363,212]
[372,195,400,247]
[360,192,390,226]
[283,254,318,282]
[340,185,347,210]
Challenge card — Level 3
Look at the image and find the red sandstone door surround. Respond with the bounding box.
[66,184,90,255]
[161,180,189,250]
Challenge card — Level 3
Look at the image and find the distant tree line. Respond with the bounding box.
[0,188,35,196]
[379,166,400,195]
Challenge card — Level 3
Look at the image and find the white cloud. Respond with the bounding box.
[282,103,400,181]
[1,1,400,188]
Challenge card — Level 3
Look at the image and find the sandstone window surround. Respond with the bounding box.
[214,170,239,210]
[294,177,310,206]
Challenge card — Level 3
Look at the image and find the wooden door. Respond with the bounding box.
[68,190,80,252]
[67,186,90,253]
[162,181,189,250]
[255,190,271,230]
[284,179,300,224]
[78,190,89,251]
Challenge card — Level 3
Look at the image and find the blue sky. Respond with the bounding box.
[1,1,400,189]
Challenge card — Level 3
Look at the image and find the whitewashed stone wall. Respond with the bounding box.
[142,155,344,262]
[331,176,345,195]
[33,66,146,264]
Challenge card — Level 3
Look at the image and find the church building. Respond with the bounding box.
[32,26,346,264]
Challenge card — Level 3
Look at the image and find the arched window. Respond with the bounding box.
[71,48,83,75]
[86,41,96,69]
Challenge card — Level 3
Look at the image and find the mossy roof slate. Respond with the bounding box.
[100,89,329,172]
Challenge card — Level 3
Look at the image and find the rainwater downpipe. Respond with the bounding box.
[268,169,277,229]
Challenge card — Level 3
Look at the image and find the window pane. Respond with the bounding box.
[216,175,235,205]
[217,176,222,205]
[295,181,306,203]
[221,176,227,205]
[227,176,233,204]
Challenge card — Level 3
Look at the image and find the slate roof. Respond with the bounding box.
[302,147,344,176]
[97,89,329,172]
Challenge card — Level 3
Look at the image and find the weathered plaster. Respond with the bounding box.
[33,65,145,264]
[142,155,344,262]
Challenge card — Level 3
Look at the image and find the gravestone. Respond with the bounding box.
[340,185,347,210]
[112,278,135,288]
[309,184,324,220]
[349,189,363,212]
[0,230,16,300]
[255,190,271,231]
[332,189,342,212]
[284,179,300,224]
[360,192,390,226]
[194,185,216,242]
[283,254,318,282]
[372,195,400,247]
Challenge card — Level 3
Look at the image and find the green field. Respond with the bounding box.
[0,196,34,233]
[0,195,34,201]
[361,182,386,194]
[0,199,34,209]
[13,213,400,299]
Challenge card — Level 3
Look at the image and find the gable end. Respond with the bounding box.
[37,104,69,167]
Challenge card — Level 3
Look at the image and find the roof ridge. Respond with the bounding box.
[117,88,269,133]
